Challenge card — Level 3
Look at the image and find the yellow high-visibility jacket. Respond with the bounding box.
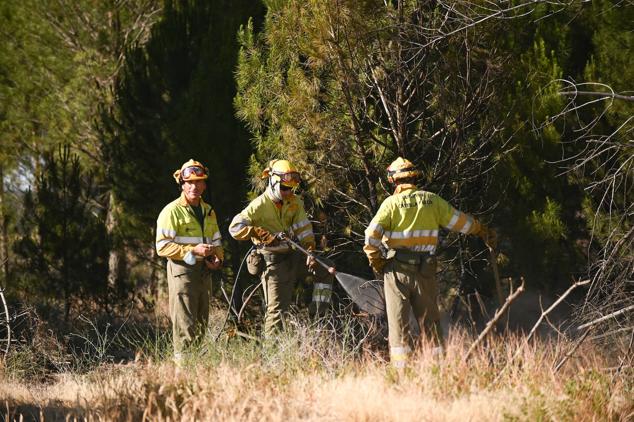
[229,190,315,252]
[364,184,481,270]
[156,193,224,264]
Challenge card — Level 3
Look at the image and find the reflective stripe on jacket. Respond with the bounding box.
[363,184,480,268]
[229,189,315,251]
[156,192,224,262]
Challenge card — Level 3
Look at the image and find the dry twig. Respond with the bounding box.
[464,279,525,362]
[554,327,592,372]
[577,304,634,331]
[494,279,590,382]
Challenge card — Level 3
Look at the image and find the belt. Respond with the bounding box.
[260,251,292,264]
[257,241,291,253]
[393,249,431,265]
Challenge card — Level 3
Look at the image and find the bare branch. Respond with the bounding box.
[464,279,525,362]
[577,304,634,331]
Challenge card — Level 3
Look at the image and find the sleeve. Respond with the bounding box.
[436,195,481,235]
[228,210,253,241]
[207,210,224,261]
[363,200,391,271]
[229,199,261,241]
[156,207,195,261]
[291,199,316,250]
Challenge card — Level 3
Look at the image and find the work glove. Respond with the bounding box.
[252,226,277,245]
[370,259,386,279]
[205,255,222,270]
[478,225,498,249]
[306,245,317,272]
[306,255,317,272]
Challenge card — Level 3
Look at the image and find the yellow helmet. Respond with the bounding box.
[173,159,208,184]
[262,159,300,188]
[387,157,421,184]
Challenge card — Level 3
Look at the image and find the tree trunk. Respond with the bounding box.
[0,165,8,283]
[150,238,167,306]
[106,191,125,292]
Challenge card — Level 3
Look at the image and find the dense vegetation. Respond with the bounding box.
[0,1,631,418]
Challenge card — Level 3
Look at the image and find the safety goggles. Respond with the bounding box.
[274,171,300,184]
[181,166,207,179]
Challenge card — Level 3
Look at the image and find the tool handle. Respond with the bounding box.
[277,232,336,274]
[487,245,504,306]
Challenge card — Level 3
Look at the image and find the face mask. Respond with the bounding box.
[267,179,283,202]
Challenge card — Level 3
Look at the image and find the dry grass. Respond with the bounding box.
[1,312,632,421]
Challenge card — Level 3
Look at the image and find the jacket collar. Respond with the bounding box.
[178,192,207,210]
[394,183,417,195]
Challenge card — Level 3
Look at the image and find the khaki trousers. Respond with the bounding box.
[259,250,334,337]
[167,260,211,357]
[383,257,443,367]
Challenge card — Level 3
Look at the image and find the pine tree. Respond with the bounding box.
[105,0,265,289]
[14,146,109,320]
[235,1,509,284]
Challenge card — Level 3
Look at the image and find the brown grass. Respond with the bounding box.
[0,313,632,421]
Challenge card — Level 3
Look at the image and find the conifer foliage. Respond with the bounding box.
[14,146,108,320]
[236,1,504,254]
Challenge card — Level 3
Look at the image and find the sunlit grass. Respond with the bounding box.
[1,309,632,421]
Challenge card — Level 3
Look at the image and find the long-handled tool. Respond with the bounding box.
[487,245,504,307]
[277,233,385,316]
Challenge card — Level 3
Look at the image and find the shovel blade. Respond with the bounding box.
[335,272,385,316]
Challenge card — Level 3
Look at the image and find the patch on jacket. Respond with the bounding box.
[397,196,432,208]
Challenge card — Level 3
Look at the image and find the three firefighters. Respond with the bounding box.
[156,157,495,367]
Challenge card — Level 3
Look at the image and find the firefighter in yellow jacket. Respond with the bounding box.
[364,157,496,368]
[156,159,223,363]
[229,159,334,336]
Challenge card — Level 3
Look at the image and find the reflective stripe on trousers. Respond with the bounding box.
[312,282,332,303]
[390,345,412,368]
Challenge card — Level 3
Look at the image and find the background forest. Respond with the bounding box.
[0,0,632,420]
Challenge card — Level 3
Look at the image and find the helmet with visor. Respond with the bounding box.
[173,159,209,184]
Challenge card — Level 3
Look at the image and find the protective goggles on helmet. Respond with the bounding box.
[387,168,421,183]
[181,166,207,180]
[273,171,300,185]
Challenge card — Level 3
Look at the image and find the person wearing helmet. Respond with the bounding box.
[229,159,335,336]
[363,157,496,368]
[156,159,224,364]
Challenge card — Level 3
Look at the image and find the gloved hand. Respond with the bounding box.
[252,226,277,245]
[205,255,222,270]
[305,245,317,272]
[478,225,498,249]
[370,259,386,278]
[306,254,317,272]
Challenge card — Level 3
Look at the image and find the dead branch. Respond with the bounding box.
[493,278,589,382]
[612,329,634,380]
[464,279,525,362]
[577,304,634,331]
[590,326,634,341]
[553,327,592,373]
[521,279,590,343]
[0,285,10,356]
